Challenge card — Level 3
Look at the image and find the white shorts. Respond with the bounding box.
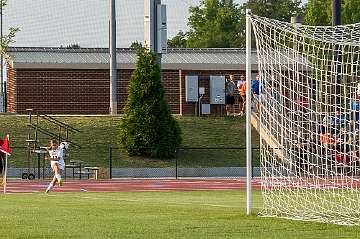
[51,160,65,171]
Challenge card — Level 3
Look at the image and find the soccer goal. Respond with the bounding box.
[248,13,360,225]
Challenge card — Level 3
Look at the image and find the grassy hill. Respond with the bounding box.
[0,115,260,168]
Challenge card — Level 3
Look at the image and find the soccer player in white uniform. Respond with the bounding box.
[45,140,65,193]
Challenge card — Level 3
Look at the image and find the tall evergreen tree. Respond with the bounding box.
[119,47,182,159]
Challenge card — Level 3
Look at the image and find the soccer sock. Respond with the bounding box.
[46,183,53,192]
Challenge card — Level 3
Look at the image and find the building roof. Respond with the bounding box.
[7,47,260,71]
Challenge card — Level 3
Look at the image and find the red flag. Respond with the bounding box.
[0,135,11,156]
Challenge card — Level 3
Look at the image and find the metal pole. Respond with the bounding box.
[0,0,3,112]
[245,9,252,215]
[332,0,341,26]
[3,82,5,112]
[109,0,117,115]
[155,0,162,68]
[333,0,341,108]
[37,153,40,179]
[175,154,178,179]
[109,146,112,179]
[3,134,8,194]
[3,153,6,193]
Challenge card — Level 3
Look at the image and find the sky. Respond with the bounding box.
[4,0,306,48]
[3,0,244,48]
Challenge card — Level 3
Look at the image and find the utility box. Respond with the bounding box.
[201,104,211,115]
[157,4,167,54]
[185,75,198,102]
[210,75,225,105]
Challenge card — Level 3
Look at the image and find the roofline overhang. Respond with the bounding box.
[11,62,260,71]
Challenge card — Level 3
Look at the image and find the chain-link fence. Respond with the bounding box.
[5,145,260,179]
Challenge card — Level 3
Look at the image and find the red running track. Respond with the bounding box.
[3,178,263,193]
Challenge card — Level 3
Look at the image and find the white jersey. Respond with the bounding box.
[48,146,65,170]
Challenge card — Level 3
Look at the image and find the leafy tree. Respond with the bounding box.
[167,31,187,48]
[342,0,360,24]
[186,0,242,48]
[119,47,182,158]
[170,0,304,48]
[242,0,304,22]
[304,0,360,26]
[304,0,332,25]
[1,0,19,59]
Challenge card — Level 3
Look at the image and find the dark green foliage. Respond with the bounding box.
[130,41,143,49]
[169,0,304,48]
[304,0,360,26]
[119,47,182,158]
[1,0,19,53]
[186,0,243,48]
[167,31,188,48]
[66,43,80,49]
[242,0,304,22]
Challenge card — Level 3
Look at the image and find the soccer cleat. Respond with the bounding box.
[45,189,50,193]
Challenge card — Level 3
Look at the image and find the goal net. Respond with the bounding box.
[250,15,360,225]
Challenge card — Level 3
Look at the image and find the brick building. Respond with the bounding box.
[6,47,259,115]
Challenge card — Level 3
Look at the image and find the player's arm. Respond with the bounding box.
[45,152,51,160]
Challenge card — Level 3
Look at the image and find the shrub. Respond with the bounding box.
[119,47,182,158]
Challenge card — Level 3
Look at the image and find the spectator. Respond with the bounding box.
[333,110,346,129]
[225,75,237,116]
[350,96,360,129]
[252,74,260,112]
[240,79,247,116]
[237,75,245,115]
[252,74,260,96]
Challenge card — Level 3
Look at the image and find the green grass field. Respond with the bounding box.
[0,190,359,239]
[0,115,260,168]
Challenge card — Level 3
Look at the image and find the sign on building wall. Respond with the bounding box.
[210,75,225,105]
[185,75,198,102]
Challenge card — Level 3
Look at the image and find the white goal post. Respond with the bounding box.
[246,10,360,225]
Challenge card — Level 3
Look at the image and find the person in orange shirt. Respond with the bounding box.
[239,80,247,115]
[236,75,245,115]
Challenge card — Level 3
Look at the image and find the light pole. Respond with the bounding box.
[332,0,341,26]
[144,0,167,67]
[1,0,3,112]
[333,0,341,109]
[109,0,117,115]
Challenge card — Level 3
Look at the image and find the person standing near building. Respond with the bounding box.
[237,75,245,115]
[240,78,247,116]
[225,74,237,116]
[252,74,260,113]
